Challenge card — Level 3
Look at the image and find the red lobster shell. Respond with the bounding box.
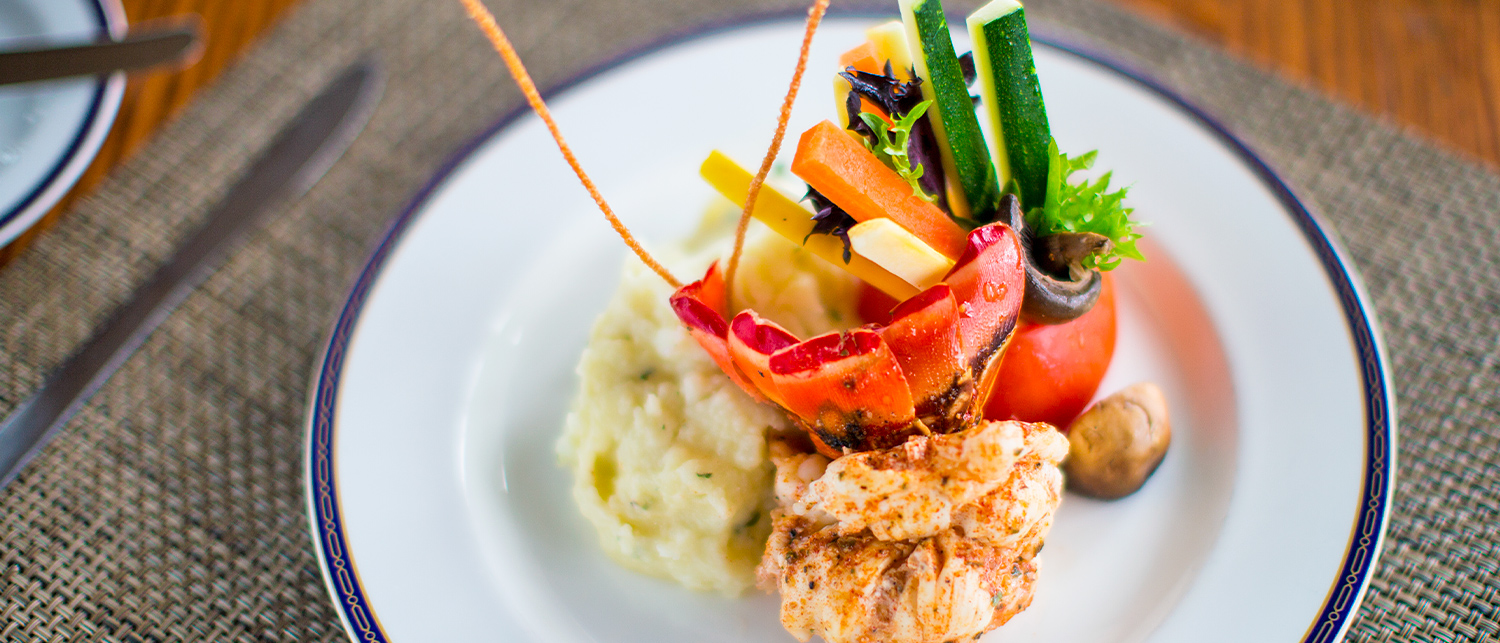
[670,222,1026,457]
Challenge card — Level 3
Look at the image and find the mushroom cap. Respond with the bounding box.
[998,194,1104,325]
[1062,381,1171,499]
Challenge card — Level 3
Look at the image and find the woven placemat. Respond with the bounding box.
[1,0,1495,640]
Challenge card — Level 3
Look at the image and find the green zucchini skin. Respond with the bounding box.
[975,6,1051,210]
[905,0,1002,221]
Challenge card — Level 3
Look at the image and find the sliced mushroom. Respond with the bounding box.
[1035,232,1113,281]
[998,194,1103,324]
[1062,382,1171,499]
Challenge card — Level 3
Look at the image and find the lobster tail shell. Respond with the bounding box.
[728,311,800,406]
[946,224,1026,413]
[881,285,973,431]
[667,222,1025,457]
[669,262,767,403]
[769,329,917,453]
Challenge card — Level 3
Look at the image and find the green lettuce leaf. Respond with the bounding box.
[858,99,937,202]
[1024,138,1143,271]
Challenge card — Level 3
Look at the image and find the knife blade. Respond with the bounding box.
[0,58,384,489]
[0,23,201,86]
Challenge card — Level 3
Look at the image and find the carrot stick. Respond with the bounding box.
[791,120,969,260]
[839,41,883,74]
[834,41,890,129]
[701,151,918,300]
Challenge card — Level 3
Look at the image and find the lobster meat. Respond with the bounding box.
[670,222,1026,457]
[760,419,1068,642]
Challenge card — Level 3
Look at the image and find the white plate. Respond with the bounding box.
[0,0,125,246]
[307,15,1393,643]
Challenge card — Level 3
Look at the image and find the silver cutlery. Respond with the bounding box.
[0,22,201,86]
[0,57,385,488]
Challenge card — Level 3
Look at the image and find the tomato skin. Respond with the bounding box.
[983,274,1117,428]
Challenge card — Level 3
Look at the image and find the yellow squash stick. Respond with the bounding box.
[866,20,914,81]
[701,151,919,300]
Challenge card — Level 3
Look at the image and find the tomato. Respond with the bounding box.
[983,274,1117,428]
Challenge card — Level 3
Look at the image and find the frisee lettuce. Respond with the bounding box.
[858,99,937,202]
[1024,139,1143,271]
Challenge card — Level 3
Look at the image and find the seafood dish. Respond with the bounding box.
[462,0,1173,640]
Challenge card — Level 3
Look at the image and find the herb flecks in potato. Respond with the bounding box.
[1063,382,1170,499]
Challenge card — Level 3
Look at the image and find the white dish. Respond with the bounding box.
[0,0,125,246]
[307,15,1393,643]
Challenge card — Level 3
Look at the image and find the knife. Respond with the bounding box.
[0,58,384,489]
[0,23,202,86]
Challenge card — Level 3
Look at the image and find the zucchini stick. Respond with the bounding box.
[969,0,1052,210]
[899,0,1002,221]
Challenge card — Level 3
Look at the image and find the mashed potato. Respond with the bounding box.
[557,205,859,595]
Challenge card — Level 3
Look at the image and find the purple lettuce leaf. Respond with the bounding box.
[838,67,949,211]
[803,186,857,263]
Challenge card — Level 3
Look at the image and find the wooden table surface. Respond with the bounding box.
[1,0,1496,267]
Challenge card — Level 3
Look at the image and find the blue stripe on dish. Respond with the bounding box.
[0,0,116,232]
[306,11,1395,642]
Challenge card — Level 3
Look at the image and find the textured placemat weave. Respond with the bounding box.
[0,0,1495,640]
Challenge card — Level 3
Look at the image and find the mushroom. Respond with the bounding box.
[998,193,1107,324]
[1062,381,1170,499]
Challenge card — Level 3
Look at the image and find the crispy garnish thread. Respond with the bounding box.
[459,0,682,289]
[724,0,831,312]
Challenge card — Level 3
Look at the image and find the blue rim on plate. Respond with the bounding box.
[0,0,126,244]
[306,11,1395,642]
